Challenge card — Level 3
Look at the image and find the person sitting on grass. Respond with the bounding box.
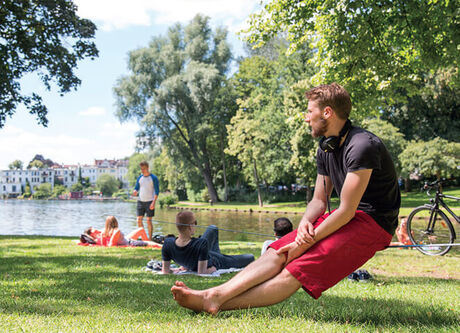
[170,83,400,315]
[261,217,293,255]
[161,211,255,275]
[82,216,159,247]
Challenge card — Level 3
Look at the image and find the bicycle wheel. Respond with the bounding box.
[406,206,455,256]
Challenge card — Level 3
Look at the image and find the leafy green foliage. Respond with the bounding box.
[399,138,460,180]
[245,0,459,116]
[0,0,98,127]
[114,14,233,202]
[32,182,51,199]
[361,118,407,174]
[127,153,146,187]
[70,182,83,192]
[28,160,44,169]
[96,174,119,197]
[381,70,460,142]
[51,184,67,198]
[8,159,22,170]
[158,193,179,208]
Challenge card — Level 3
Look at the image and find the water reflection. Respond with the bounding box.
[0,200,303,241]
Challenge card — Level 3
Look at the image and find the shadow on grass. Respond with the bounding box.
[1,236,458,329]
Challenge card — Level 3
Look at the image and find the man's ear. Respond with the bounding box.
[322,106,334,119]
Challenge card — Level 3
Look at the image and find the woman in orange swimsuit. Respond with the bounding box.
[84,216,158,247]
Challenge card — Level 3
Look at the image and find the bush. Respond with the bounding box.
[33,183,52,199]
[112,189,128,199]
[52,185,67,198]
[70,183,83,192]
[159,193,179,208]
[96,174,119,197]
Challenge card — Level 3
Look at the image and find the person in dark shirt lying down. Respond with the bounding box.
[161,211,254,275]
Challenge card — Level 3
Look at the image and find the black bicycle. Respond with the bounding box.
[406,180,460,256]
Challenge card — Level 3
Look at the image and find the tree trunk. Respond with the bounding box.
[305,181,312,203]
[253,158,263,207]
[220,138,229,202]
[404,177,411,192]
[202,168,219,203]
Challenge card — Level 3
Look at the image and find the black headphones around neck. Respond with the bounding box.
[319,119,352,153]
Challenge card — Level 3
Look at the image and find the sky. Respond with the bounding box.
[0,0,261,169]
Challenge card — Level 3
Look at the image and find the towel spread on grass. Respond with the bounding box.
[74,240,162,249]
[146,267,243,277]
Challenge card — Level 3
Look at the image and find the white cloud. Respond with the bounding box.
[79,106,107,116]
[74,0,260,32]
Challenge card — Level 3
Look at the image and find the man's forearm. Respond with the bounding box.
[301,198,327,225]
[313,207,355,243]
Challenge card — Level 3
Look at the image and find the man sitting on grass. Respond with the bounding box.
[161,211,255,275]
[261,217,293,255]
[170,83,400,314]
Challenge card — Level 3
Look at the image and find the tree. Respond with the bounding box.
[8,159,23,170]
[52,184,67,198]
[361,118,407,175]
[284,79,317,202]
[0,0,98,128]
[33,183,51,199]
[29,160,44,169]
[27,154,54,168]
[70,182,83,192]
[114,14,233,203]
[127,153,146,187]
[381,70,460,143]
[399,138,460,181]
[245,0,459,116]
[24,178,31,198]
[96,174,119,197]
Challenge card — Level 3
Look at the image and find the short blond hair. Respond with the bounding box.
[176,211,196,232]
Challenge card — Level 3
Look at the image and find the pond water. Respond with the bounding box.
[0,200,303,242]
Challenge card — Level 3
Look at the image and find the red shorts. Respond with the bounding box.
[269,210,392,299]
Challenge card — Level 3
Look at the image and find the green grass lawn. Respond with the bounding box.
[171,187,460,217]
[1,236,459,332]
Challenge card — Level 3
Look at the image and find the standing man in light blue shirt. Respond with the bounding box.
[132,161,160,240]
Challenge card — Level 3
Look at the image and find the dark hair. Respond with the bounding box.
[274,218,293,237]
[83,227,92,235]
[305,83,352,119]
[139,161,149,168]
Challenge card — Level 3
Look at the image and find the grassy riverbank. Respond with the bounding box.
[171,187,460,217]
[1,236,459,332]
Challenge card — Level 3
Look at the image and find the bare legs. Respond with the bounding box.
[146,217,153,240]
[126,228,149,241]
[171,248,301,314]
[137,216,153,240]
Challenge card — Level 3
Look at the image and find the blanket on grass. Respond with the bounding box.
[74,240,161,249]
[143,260,242,277]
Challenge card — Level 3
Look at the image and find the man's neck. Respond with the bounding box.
[142,172,150,177]
[324,119,346,138]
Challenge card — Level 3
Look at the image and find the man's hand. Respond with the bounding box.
[132,190,138,197]
[149,201,155,210]
[276,241,314,264]
[295,221,315,246]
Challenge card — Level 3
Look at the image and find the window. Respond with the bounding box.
[12,185,16,192]
[3,185,5,191]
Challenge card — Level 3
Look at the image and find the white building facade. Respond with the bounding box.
[1,158,129,198]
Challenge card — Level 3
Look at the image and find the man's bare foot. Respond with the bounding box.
[171,284,220,315]
[174,281,188,288]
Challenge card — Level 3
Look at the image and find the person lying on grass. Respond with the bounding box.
[161,211,255,275]
[82,216,160,247]
[170,83,401,314]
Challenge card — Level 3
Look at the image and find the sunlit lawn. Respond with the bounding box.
[171,187,460,217]
[1,236,459,332]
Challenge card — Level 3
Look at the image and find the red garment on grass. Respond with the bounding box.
[269,210,392,299]
[76,241,161,249]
